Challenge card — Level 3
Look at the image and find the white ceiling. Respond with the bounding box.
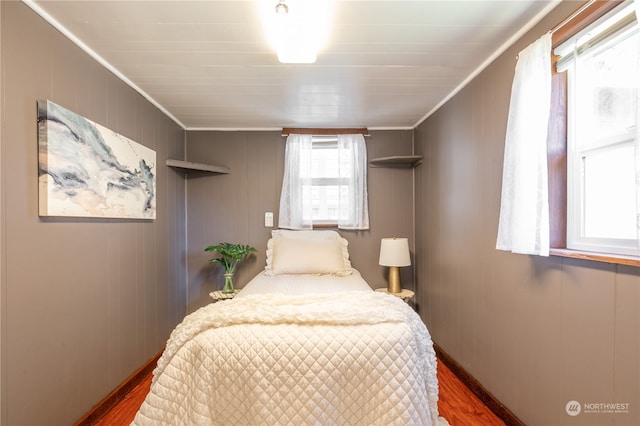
[26,0,560,131]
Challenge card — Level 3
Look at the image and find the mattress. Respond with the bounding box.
[236,269,373,297]
[133,273,447,426]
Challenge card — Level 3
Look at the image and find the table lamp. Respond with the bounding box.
[378,237,411,293]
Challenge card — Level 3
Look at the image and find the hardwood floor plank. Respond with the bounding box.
[95,374,151,426]
[76,351,162,425]
[437,360,505,426]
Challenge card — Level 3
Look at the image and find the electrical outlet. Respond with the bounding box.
[264,212,274,228]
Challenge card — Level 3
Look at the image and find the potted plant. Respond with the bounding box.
[205,242,256,293]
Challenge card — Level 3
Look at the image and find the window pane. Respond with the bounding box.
[310,184,347,221]
[575,31,639,147]
[311,145,339,178]
[583,143,636,239]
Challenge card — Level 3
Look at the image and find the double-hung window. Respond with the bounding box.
[555,1,640,256]
[307,136,347,224]
[278,133,369,230]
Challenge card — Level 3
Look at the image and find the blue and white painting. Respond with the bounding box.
[37,100,156,219]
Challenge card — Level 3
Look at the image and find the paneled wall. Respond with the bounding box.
[184,130,416,312]
[7,1,635,425]
[0,2,186,424]
[414,2,640,425]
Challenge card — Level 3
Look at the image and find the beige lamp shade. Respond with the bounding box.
[378,237,411,267]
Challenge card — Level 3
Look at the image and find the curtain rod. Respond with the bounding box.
[281,127,369,137]
[550,0,596,34]
[550,0,624,47]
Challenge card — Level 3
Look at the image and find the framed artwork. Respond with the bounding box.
[37,100,156,219]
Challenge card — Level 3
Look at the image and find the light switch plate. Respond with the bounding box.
[264,212,273,228]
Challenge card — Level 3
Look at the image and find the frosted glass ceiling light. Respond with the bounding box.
[276,27,318,63]
[259,0,333,64]
[277,49,317,64]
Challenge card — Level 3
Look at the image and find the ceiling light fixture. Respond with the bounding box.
[275,0,288,15]
[260,0,333,64]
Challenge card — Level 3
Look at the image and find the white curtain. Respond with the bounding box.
[278,134,313,229]
[496,33,552,256]
[278,133,369,230]
[635,0,640,246]
[337,134,369,230]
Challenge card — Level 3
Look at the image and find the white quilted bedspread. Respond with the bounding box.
[132,292,447,426]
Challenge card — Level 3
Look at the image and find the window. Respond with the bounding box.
[278,133,369,230]
[307,137,345,223]
[554,1,639,257]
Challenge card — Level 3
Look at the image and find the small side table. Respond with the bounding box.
[375,288,415,303]
[209,290,240,302]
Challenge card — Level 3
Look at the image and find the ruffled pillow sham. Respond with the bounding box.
[265,229,352,276]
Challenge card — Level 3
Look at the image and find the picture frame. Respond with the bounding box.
[37,100,156,219]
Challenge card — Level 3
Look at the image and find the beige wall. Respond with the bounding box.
[184,130,417,312]
[415,2,640,425]
[0,2,187,424]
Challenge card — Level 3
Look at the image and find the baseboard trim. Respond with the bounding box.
[434,343,525,426]
[74,350,162,425]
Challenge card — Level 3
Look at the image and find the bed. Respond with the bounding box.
[133,230,447,425]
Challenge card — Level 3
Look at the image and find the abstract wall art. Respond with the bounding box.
[37,100,156,219]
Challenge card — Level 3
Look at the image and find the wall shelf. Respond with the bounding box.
[166,159,230,174]
[369,155,423,168]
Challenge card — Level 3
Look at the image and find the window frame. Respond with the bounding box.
[565,19,639,255]
[280,128,369,229]
[548,0,640,266]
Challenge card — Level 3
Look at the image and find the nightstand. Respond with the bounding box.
[375,288,415,303]
[209,290,240,302]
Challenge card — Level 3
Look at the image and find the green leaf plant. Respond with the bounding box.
[204,242,257,275]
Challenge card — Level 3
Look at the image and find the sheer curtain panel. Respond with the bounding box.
[496,33,552,256]
[278,134,313,229]
[337,134,369,230]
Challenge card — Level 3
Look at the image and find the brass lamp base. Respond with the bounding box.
[387,266,402,293]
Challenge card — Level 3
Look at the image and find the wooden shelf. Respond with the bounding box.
[369,155,423,168]
[166,159,230,174]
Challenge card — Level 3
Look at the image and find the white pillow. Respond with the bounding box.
[269,229,352,274]
[265,237,352,276]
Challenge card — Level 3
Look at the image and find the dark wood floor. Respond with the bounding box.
[95,358,504,426]
[436,360,505,425]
